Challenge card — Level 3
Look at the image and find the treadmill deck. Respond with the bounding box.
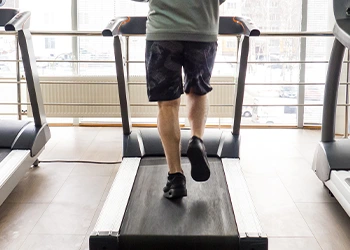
[119,157,239,250]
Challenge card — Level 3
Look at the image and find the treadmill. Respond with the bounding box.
[90,17,268,250]
[0,6,51,206]
[313,0,350,217]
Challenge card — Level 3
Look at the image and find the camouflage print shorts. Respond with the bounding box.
[145,41,218,102]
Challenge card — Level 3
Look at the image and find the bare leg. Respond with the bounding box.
[186,91,209,138]
[157,98,183,174]
[186,90,210,182]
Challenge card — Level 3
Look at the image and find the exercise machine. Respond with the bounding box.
[313,0,350,217]
[90,16,267,250]
[0,3,51,206]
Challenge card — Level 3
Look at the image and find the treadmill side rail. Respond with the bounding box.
[222,158,268,249]
[0,150,32,205]
[90,158,141,249]
[325,171,350,217]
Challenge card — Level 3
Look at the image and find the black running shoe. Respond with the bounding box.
[187,136,210,182]
[163,172,187,199]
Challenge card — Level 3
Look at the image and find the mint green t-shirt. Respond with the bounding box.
[146,0,225,42]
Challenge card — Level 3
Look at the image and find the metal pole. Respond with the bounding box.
[71,0,79,75]
[321,39,345,142]
[126,36,130,82]
[71,0,79,124]
[15,34,22,120]
[233,36,249,135]
[345,50,350,137]
[298,0,308,128]
[234,35,241,128]
[114,36,132,135]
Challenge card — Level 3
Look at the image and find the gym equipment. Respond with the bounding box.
[313,0,350,217]
[90,16,267,250]
[0,7,50,206]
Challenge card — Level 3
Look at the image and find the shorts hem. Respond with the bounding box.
[148,93,183,102]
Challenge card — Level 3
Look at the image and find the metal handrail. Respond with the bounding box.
[0,31,334,36]
[0,59,337,64]
[0,30,349,131]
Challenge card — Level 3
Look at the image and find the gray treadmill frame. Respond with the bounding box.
[91,16,267,250]
[0,9,51,206]
[313,1,350,181]
[312,0,350,217]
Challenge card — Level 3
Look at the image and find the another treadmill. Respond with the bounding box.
[0,7,51,206]
[313,0,350,217]
[90,16,268,250]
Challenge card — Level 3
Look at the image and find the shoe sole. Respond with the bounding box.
[187,145,210,182]
[164,188,187,199]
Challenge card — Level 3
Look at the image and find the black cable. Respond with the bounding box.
[38,160,122,165]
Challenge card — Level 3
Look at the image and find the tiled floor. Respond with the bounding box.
[0,127,350,250]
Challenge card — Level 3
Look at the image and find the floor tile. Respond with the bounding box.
[0,203,48,250]
[245,176,313,237]
[80,141,123,162]
[19,234,85,250]
[70,164,116,176]
[240,157,279,178]
[297,202,350,250]
[51,176,110,206]
[5,164,73,203]
[43,141,92,160]
[272,157,336,203]
[268,237,322,250]
[31,203,98,235]
[31,176,109,235]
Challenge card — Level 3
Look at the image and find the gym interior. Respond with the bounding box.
[0,0,350,250]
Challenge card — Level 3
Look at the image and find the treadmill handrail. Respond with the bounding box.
[0,8,19,27]
[4,11,31,31]
[102,16,260,37]
[2,10,48,127]
[332,1,350,49]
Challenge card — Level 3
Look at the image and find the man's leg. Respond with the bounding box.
[145,41,186,199]
[186,90,209,139]
[157,98,182,174]
[158,98,187,199]
[183,42,217,182]
[186,91,211,182]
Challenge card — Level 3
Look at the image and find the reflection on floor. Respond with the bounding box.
[0,127,349,250]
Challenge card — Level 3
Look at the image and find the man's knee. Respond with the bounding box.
[158,98,181,110]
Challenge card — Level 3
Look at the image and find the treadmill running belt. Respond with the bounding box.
[120,157,239,250]
[0,149,11,162]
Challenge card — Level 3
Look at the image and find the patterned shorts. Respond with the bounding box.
[145,41,218,102]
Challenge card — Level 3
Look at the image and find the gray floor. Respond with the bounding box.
[0,127,349,250]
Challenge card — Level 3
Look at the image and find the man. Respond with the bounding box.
[145,0,225,199]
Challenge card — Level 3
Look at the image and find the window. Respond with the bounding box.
[226,40,235,48]
[271,1,278,8]
[45,38,55,49]
[0,0,335,126]
[227,2,236,9]
[19,1,71,30]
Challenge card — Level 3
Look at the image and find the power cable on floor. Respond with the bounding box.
[38,160,122,165]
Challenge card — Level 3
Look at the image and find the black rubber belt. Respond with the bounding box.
[119,157,239,250]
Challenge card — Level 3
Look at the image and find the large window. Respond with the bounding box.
[0,0,337,127]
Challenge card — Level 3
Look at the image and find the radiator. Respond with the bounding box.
[28,76,235,118]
